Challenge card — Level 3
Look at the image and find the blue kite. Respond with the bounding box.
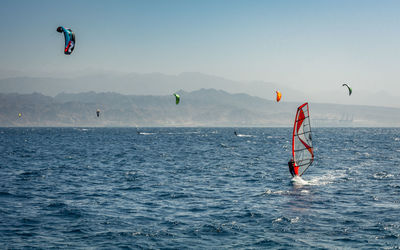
[57,26,75,55]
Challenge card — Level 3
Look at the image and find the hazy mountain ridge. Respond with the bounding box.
[2,71,400,108]
[1,89,400,127]
[0,72,306,101]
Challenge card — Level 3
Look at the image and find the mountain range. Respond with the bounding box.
[1,89,400,127]
[1,72,399,108]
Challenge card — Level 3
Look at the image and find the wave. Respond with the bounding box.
[236,134,254,137]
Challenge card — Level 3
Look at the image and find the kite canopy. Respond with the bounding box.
[276,91,282,102]
[292,102,314,176]
[173,93,180,105]
[342,84,352,96]
[57,26,75,55]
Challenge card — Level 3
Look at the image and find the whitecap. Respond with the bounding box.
[290,217,300,223]
[263,189,289,195]
[373,172,394,179]
[237,134,253,137]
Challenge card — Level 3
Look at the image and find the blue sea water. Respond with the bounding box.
[0,127,399,249]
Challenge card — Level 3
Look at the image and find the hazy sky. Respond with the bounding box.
[1,0,400,101]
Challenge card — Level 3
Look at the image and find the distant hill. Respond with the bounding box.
[0,72,306,101]
[1,89,400,127]
[2,72,400,108]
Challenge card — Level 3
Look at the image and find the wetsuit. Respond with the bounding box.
[288,159,295,177]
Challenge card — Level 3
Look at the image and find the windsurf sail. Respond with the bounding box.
[292,102,314,176]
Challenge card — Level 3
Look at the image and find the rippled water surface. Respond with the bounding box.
[1,127,399,248]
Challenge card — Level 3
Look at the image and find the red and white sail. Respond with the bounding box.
[292,102,314,176]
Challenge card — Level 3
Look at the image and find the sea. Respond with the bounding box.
[0,127,399,249]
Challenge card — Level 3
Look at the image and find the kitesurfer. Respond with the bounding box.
[288,159,295,177]
[234,131,238,136]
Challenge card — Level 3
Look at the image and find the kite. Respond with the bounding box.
[276,91,282,102]
[342,84,352,96]
[57,26,75,55]
[173,93,180,105]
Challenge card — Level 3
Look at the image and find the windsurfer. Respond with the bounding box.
[288,159,295,177]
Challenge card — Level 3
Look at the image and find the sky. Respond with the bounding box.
[1,0,400,105]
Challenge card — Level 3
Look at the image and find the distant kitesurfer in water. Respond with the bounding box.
[288,159,295,177]
[234,131,238,136]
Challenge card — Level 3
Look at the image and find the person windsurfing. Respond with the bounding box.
[289,103,314,178]
[288,159,296,177]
